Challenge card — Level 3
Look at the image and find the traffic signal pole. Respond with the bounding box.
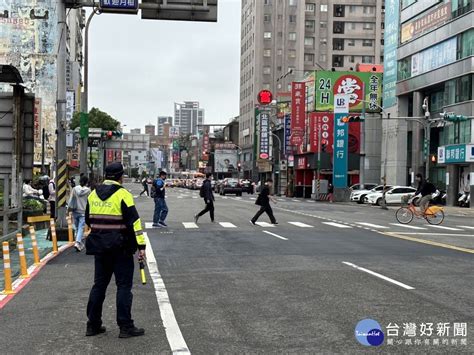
[359,84,366,190]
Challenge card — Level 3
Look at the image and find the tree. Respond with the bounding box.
[70,107,120,131]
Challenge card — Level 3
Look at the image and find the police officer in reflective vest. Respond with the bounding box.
[85,162,146,338]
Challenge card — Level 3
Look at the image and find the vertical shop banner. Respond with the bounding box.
[259,111,270,159]
[291,82,306,146]
[284,114,291,155]
[310,112,333,153]
[383,0,400,108]
[333,95,350,188]
[202,131,210,161]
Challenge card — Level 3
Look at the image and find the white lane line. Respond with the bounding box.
[221,196,228,199]
[458,226,474,230]
[219,222,237,228]
[255,221,275,228]
[288,221,314,228]
[277,199,285,202]
[145,222,159,229]
[292,199,299,202]
[427,225,463,231]
[342,261,415,290]
[177,196,184,199]
[356,222,390,229]
[322,222,352,229]
[390,223,427,230]
[386,232,474,237]
[182,222,199,229]
[192,196,198,199]
[263,230,288,241]
[249,197,256,200]
[144,233,190,354]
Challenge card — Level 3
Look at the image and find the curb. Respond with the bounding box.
[0,243,73,310]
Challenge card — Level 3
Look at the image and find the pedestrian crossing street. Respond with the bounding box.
[144,221,474,234]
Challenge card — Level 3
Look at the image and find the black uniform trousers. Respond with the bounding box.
[252,203,276,224]
[197,200,214,221]
[87,252,134,329]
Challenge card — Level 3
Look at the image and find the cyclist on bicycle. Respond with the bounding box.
[414,173,437,213]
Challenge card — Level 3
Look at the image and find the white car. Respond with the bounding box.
[349,183,377,191]
[365,186,417,206]
[350,184,392,204]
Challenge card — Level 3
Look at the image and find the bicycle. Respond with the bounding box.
[395,196,445,225]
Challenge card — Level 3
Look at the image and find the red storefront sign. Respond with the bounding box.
[202,132,210,161]
[309,112,361,154]
[34,98,42,145]
[114,150,122,162]
[291,82,306,146]
[106,149,114,164]
[296,156,307,170]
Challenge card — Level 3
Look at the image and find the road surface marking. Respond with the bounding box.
[177,196,184,199]
[249,197,256,200]
[144,234,190,354]
[221,196,228,199]
[427,225,463,231]
[356,222,390,229]
[255,221,275,228]
[182,222,199,229]
[390,223,427,230]
[386,232,474,237]
[192,196,198,199]
[234,197,242,200]
[322,222,352,229]
[278,199,285,202]
[292,199,299,202]
[288,222,313,228]
[458,226,474,230]
[383,232,474,254]
[342,261,415,290]
[145,222,160,229]
[219,222,237,228]
[263,230,288,240]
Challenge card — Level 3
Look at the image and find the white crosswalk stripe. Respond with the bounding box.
[288,222,313,228]
[427,225,463,231]
[255,222,275,228]
[390,223,427,230]
[219,222,237,228]
[145,222,154,229]
[322,222,352,229]
[182,222,199,229]
[356,222,390,229]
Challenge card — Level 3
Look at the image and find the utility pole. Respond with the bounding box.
[359,84,366,190]
[41,128,46,174]
[381,113,390,210]
[55,0,68,228]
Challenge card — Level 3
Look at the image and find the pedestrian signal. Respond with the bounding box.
[340,115,362,123]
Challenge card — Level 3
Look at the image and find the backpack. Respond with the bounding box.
[426,182,437,194]
[44,181,55,199]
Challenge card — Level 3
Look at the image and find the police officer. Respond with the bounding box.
[85,162,146,338]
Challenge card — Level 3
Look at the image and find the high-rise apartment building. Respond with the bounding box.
[174,101,204,136]
[145,124,156,136]
[239,0,383,176]
[130,128,141,134]
[157,116,173,136]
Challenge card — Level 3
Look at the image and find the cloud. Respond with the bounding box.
[88,0,241,130]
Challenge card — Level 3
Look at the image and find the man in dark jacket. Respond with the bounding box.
[195,173,215,223]
[85,162,146,338]
[415,173,436,212]
[251,178,278,225]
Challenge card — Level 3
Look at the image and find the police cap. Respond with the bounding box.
[105,162,124,180]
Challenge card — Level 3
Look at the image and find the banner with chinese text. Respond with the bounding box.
[333,95,350,188]
[291,82,306,146]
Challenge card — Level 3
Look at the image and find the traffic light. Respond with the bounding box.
[443,113,468,122]
[340,115,363,123]
[237,162,241,172]
[431,154,437,163]
[101,130,123,140]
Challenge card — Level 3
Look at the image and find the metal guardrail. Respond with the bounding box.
[0,173,23,243]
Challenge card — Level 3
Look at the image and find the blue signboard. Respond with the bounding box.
[100,0,139,13]
[333,95,349,188]
[383,0,400,108]
[284,114,291,156]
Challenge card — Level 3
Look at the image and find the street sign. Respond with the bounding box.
[99,0,139,14]
[259,112,270,159]
[257,89,273,105]
[333,94,350,188]
[79,112,89,139]
[141,0,218,22]
[88,137,101,147]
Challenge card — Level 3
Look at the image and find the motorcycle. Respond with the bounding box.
[458,191,470,207]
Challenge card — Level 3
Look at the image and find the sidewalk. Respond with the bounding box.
[0,248,169,354]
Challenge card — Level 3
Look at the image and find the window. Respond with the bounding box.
[277,48,283,55]
[457,29,474,59]
[277,66,282,71]
[320,4,328,12]
[320,38,327,46]
[264,31,272,39]
[289,32,296,41]
[402,0,416,9]
[362,56,374,63]
[349,55,355,63]
[278,14,283,20]
[452,0,472,17]
[305,20,315,30]
[289,15,297,23]
[263,83,271,90]
[278,31,283,38]
[305,3,315,12]
[320,21,327,29]
[304,37,315,47]
[319,54,327,62]
[348,5,357,13]
[347,39,355,46]
[304,53,314,62]
[263,66,271,75]
[263,49,271,57]
[363,6,375,14]
[264,0,271,5]
[264,14,271,22]
[363,23,375,30]
[332,55,344,67]
[333,38,344,50]
[347,22,356,30]
[397,57,411,80]
[334,4,345,17]
[288,49,296,58]
[362,39,373,47]
[333,22,344,34]
[289,0,297,6]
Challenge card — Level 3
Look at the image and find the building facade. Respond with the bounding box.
[157,116,173,136]
[130,128,141,134]
[239,0,384,180]
[174,101,204,136]
[384,0,473,206]
[145,124,156,136]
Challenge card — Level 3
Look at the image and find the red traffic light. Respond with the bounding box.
[257,89,273,105]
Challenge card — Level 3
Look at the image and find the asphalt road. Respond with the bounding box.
[1,182,473,354]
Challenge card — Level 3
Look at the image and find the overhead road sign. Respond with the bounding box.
[141,0,218,22]
[99,0,139,14]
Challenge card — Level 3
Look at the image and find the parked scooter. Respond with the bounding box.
[458,191,471,207]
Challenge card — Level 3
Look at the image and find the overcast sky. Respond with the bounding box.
[88,1,240,132]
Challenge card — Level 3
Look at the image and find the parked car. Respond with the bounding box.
[350,185,392,204]
[220,178,243,196]
[349,183,378,191]
[365,186,417,206]
[240,179,254,194]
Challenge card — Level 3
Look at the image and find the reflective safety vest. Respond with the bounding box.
[85,180,145,254]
